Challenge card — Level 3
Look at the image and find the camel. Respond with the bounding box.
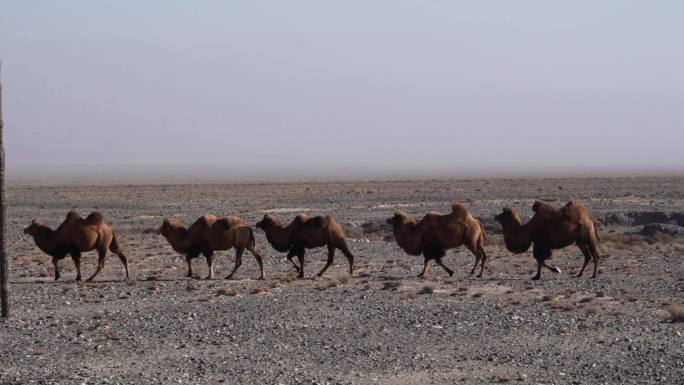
[387,203,488,277]
[23,211,130,282]
[159,214,265,280]
[255,213,354,279]
[494,199,601,280]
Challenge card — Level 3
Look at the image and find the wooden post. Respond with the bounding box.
[0,62,8,318]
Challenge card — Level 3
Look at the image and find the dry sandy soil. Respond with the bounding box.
[1,176,683,385]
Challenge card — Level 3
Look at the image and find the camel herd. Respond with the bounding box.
[23,199,601,283]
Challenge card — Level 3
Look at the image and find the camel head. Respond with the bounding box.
[386,211,411,228]
[494,208,522,227]
[24,219,48,237]
[255,214,279,231]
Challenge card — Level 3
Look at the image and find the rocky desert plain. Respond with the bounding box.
[1,176,683,385]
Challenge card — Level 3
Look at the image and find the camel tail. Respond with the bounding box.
[479,221,487,241]
[248,227,256,250]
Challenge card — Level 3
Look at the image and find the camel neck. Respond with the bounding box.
[168,226,192,252]
[265,223,293,252]
[502,221,532,254]
[393,222,422,256]
[33,226,59,255]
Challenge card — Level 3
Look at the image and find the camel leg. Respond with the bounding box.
[575,244,591,278]
[225,247,244,280]
[532,244,556,280]
[116,252,131,281]
[109,234,130,281]
[296,248,306,279]
[186,256,193,278]
[435,258,454,277]
[52,256,61,281]
[469,244,482,276]
[339,243,355,276]
[543,262,562,274]
[470,255,481,276]
[317,244,336,278]
[286,249,300,271]
[477,247,488,278]
[417,258,430,278]
[532,259,543,280]
[589,242,600,279]
[246,244,265,280]
[86,250,107,283]
[204,251,215,280]
[185,251,199,278]
[71,252,82,281]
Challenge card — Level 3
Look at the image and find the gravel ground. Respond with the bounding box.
[1,176,683,384]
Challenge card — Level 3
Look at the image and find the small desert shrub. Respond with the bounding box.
[250,286,269,295]
[142,227,158,234]
[318,279,339,291]
[186,283,200,291]
[280,274,298,283]
[584,305,602,316]
[550,302,575,311]
[579,296,593,303]
[471,292,484,298]
[381,281,402,291]
[148,282,161,292]
[418,285,435,295]
[603,232,675,250]
[216,287,238,297]
[664,304,684,322]
[103,329,120,341]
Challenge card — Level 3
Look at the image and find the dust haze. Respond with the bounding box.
[1,1,683,181]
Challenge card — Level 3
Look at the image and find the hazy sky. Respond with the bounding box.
[1,1,683,178]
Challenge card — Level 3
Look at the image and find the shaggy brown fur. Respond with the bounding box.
[160,214,264,280]
[387,203,488,277]
[24,211,130,282]
[495,199,601,280]
[255,213,354,279]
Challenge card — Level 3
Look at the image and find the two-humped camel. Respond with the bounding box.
[495,199,601,280]
[387,203,488,277]
[24,211,130,282]
[160,214,264,280]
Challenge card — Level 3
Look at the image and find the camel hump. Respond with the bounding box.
[532,200,561,218]
[65,210,83,223]
[225,216,246,226]
[418,212,439,226]
[84,212,105,225]
[55,210,84,232]
[215,216,244,230]
[450,203,471,219]
[196,214,218,228]
[293,213,311,225]
[301,215,331,229]
[561,199,589,223]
